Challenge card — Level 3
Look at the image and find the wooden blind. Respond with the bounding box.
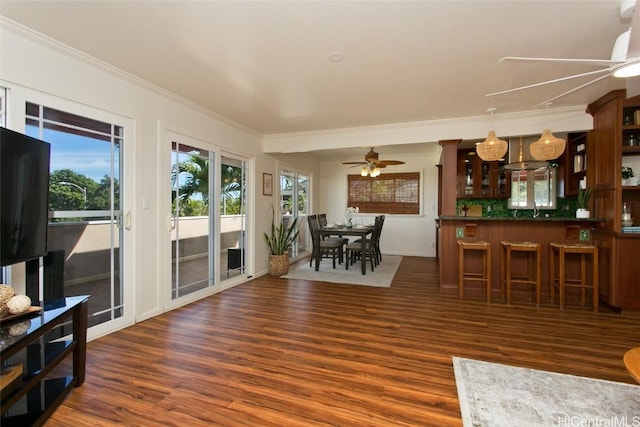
[348,172,420,214]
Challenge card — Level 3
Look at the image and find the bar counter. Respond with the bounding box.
[437,216,607,303]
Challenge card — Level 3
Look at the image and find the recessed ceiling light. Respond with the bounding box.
[328,52,344,62]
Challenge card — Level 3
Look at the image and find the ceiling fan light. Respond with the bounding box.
[371,167,381,177]
[613,60,640,78]
[530,129,566,160]
[361,166,369,176]
[476,131,508,161]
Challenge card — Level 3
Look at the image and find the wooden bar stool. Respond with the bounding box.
[500,241,541,307]
[624,347,640,383]
[457,241,491,303]
[549,243,599,312]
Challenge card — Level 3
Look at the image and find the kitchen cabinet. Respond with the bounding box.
[457,149,510,199]
[586,89,640,310]
[563,132,589,197]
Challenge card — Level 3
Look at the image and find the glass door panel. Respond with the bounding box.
[220,155,247,281]
[280,170,309,259]
[171,142,215,299]
[25,102,126,330]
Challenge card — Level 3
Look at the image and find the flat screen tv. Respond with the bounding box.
[0,127,51,267]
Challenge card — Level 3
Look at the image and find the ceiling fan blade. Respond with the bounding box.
[535,74,611,106]
[376,160,405,166]
[485,68,609,96]
[342,161,366,165]
[627,1,640,58]
[499,56,619,67]
[627,75,640,97]
[486,69,610,97]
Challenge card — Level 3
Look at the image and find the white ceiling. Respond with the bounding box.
[0,0,631,144]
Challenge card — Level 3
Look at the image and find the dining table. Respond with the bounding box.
[315,225,374,275]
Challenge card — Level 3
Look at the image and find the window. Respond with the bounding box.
[508,167,557,209]
[348,172,420,214]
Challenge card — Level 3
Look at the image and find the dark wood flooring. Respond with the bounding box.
[45,256,640,426]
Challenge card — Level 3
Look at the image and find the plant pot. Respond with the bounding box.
[576,209,590,219]
[268,254,289,277]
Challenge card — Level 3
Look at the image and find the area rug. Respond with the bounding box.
[282,255,402,287]
[453,357,640,427]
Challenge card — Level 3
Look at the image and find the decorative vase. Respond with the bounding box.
[576,209,590,219]
[268,254,289,277]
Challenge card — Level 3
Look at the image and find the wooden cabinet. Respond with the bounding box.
[1,296,89,426]
[587,90,640,310]
[457,149,510,199]
[563,132,588,197]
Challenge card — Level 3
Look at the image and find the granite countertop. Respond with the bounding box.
[438,216,607,222]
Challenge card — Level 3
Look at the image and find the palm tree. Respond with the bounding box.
[171,155,245,216]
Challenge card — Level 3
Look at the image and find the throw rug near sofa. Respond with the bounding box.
[452,357,640,427]
[283,255,402,287]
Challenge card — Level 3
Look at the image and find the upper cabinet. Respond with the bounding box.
[562,132,589,197]
[456,149,510,199]
[586,90,640,311]
[587,90,640,231]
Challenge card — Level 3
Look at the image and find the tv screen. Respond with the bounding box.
[0,127,51,267]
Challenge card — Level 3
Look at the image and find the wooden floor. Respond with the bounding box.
[46,256,640,427]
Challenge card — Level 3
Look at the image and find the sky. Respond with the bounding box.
[26,124,119,183]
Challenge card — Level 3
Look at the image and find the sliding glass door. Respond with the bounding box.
[170,141,215,300]
[26,101,133,334]
[220,155,247,282]
[280,170,309,259]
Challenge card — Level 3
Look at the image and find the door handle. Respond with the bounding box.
[125,210,132,230]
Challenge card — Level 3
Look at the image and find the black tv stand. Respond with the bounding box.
[1,295,89,426]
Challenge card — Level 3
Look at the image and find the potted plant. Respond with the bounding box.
[263,205,299,276]
[622,166,635,186]
[576,186,592,218]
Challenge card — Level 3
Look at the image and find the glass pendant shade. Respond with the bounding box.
[476,131,508,161]
[530,129,566,160]
[361,164,381,177]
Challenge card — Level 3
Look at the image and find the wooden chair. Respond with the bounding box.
[457,241,491,302]
[318,213,349,249]
[550,243,598,312]
[345,217,383,272]
[500,241,541,307]
[308,215,344,269]
[623,347,640,383]
[352,215,385,265]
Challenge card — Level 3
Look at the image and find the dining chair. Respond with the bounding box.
[345,217,383,272]
[352,215,384,266]
[318,213,348,254]
[308,215,344,269]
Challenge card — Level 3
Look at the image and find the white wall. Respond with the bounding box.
[0,19,281,331]
[317,144,441,257]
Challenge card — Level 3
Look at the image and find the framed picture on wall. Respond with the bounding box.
[263,173,273,196]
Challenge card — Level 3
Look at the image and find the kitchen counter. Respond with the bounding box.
[437,216,603,303]
[438,216,606,222]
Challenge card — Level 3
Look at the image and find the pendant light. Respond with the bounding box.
[476,108,508,161]
[530,103,566,161]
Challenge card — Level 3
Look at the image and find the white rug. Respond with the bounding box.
[282,255,402,287]
[453,357,640,427]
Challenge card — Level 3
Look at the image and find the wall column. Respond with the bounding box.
[438,139,461,216]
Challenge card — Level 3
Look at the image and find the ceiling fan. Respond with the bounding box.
[342,147,405,176]
[487,0,640,104]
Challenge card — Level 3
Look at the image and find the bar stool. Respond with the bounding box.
[457,241,491,302]
[549,243,599,312]
[500,241,541,307]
